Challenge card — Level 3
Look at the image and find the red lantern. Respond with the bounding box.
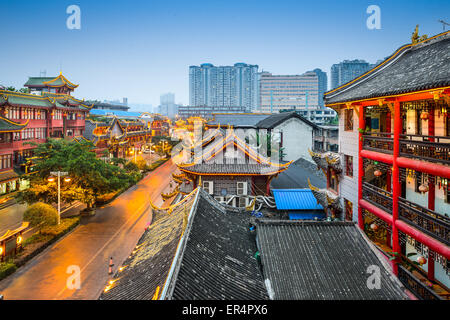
[374,169,382,177]
[418,184,429,193]
[420,112,429,120]
[417,256,427,265]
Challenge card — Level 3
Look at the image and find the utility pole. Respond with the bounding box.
[438,20,450,31]
[49,171,69,225]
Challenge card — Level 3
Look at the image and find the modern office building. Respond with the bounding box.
[330,59,377,89]
[189,63,259,111]
[157,93,178,118]
[259,71,335,124]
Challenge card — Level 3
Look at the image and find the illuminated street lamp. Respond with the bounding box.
[48,171,70,225]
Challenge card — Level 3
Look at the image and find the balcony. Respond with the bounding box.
[398,197,449,246]
[400,134,450,166]
[362,132,394,153]
[66,119,85,127]
[397,265,443,300]
[362,132,450,165]
[362,182,393,213]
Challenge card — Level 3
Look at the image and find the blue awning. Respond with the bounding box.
[272,189,323,210]
[90,109,142,117]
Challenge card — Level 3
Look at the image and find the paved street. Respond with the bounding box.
[0,159,177,300]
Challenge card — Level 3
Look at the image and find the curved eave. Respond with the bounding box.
[0,117,29,132]
[326,85,450,108]
[178,166,288,176]
[325,30,450,99]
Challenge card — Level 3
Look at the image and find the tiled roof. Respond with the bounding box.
[0,116,28,132]
[179,129,291,175]
[255,220,410,300]
[272,189,323,210]
[99,191,198,300]
[325,31,450,105]
[180,163,288,175]
[0,170,19,183]
[256,111,318,129]
[166,189,269,300]
[24,74,78,89]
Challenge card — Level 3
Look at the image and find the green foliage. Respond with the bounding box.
[40,217,79,237]
[0,261,17,281]
[23,202,58,231]
[124,161,139,173]
[17,139,137,208]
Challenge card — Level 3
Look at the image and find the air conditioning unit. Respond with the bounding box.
[214,196,225,203]
[236,182,248,196]
[203,181,214,195]
[238,197,248,208]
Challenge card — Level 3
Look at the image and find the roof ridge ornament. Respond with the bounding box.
[411,25,428,44]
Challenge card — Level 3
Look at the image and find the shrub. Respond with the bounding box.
[40,217,79,236]
[0,262,17,281]
[23,202,58,232]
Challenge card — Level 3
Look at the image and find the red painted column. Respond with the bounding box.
[358,105,365,229]
[427,107,435,282]
[392,100,401,275]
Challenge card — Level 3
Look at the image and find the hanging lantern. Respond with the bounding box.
[417,256,427,265]
[370,223,379,231]
[418,184,429,193]
[374,169,382,177]
[420,112,429,120]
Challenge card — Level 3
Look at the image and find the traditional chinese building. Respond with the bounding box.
[310,31,450,298]
[82,117,152,158]
[0,73,91,196]
[176,128,291,208]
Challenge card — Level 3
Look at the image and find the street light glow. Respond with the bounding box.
[64,177,71,183]
[48,177,55,182]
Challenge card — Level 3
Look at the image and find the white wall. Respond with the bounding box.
[338,108,359,223]
[274,117,313,163]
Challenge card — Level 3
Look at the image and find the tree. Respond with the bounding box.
[23,202,58,233]
[17,139,137,208]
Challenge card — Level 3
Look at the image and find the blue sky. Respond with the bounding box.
[1,0,449,110]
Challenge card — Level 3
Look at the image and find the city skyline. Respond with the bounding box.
[1,0,449,108]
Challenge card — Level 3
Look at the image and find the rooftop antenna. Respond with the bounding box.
[438,20,450,31]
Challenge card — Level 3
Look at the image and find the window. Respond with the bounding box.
[328,168,338,193]
[345,155,353,177]
[344,109,353,131]
[0,154,12,170]
[416,110,422,135]
[344,199,353,222]
[415,171,423,193]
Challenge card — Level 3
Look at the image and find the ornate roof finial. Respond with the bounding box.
[411,25,428,44]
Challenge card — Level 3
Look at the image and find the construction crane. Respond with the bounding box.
[438,20,450,31]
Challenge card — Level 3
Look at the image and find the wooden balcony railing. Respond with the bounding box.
[397,265,443,300]
[398,197,450,246]
[399,134,450,165]
[362,132,394,153]
[362,182,393,213]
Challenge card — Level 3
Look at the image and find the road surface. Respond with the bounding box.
[0,159,177,300]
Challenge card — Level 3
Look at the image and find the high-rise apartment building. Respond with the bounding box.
[311,68,327,108]
[189,63,259,111]
[330,59,376,89]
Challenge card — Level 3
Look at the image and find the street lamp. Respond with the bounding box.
[48,171,70,225]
